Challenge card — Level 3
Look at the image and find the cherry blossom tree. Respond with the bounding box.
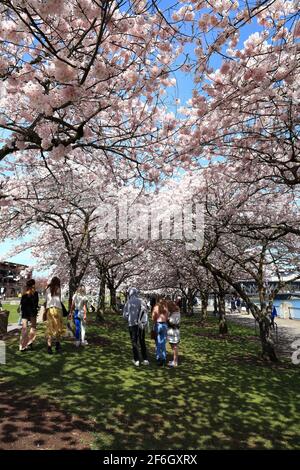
[179,1,300,186]
[182,164,300,361]
[0,0,190,187]
[0,160,105,306]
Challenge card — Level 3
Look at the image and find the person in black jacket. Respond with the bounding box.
[19,279,39,352]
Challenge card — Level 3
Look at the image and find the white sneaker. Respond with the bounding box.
[143,360,149,365]
[132,360,140,367]
[168,361,178,367]
[75,341,80,347]
[82,340,88,346]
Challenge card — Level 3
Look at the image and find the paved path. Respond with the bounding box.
[227,312,300,359]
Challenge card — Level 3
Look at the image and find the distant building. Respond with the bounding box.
[237,274,300,296]
[0,262,32,297]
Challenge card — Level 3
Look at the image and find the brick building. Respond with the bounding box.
[0,261,32,298]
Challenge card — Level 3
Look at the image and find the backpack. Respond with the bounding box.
[138,301,149,330]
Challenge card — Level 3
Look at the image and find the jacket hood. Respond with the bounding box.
[128,287,139,298]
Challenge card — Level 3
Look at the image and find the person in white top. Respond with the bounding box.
[166,299,181,367]
[69,285,88,347]
[45,277,65,354]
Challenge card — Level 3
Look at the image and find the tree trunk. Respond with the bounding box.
[258,316,279,362]
[68,267,77,311]
[213,293,218,317]
[200,291,209,323]
[187,288,194,316]
[109,285,117,312]
[68,260,87,310]
[218,293,228,335]
[96,276,106,321]
[181,296,187,315]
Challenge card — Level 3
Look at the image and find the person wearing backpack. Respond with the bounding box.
[123,287,149,367]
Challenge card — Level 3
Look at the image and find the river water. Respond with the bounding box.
[273,298,300,320]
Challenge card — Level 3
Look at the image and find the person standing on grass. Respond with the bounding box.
[230,295,236,314]
[166,300,181,368]
[19,279,39,352]
[152,299,169,366]
[69,285,88,347]
[150,295,157,314]
[45,277,64,354]
[123,287,149,367]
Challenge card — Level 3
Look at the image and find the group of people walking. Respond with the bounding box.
[19,277,87,353]
[19,279,181,368]
[123,288,181,367]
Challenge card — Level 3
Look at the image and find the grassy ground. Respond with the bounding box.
[1,314,299,450]
[2,303,19,324]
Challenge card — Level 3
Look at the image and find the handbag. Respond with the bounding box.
[61,302,68,317]
[37,302,47,322]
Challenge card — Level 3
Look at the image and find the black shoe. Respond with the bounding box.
[47,346,53,355]
[157,359,163,366]
[55,342,62,353]
[20,348,27,353]
[27,343,33,351]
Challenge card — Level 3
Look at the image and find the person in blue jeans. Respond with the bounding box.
[152,300,168,366]
[69,286,88,347]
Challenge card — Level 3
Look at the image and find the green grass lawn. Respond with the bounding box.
[1,315,299,450]
[3,303,20,324]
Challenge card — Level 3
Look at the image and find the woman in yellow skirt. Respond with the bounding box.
[45,277,65,354]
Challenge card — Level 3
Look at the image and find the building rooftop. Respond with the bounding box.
[0,261,29,268]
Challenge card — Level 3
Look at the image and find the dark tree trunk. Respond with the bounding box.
[187,288,195,316]
[218,293,228,335]
[96,275,106,321]
[200,291,209,323]
[213,293,218,317]
[68,267,78,311]
[258,316,279,362]
[181,296,187,315]
[109,285,117,312]
[68,260,87,310]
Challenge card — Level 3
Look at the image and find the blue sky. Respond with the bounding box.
[0,238,33,265]
[0,233,50,276]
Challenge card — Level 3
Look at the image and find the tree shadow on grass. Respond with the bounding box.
[1,317,300,450]
[0,381,94,450]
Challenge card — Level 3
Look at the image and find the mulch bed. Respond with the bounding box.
[229,354,296,369]
[0,382,94,450]
[88,319,119,330]
[194,331,259,342]
[85,334,112,347]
